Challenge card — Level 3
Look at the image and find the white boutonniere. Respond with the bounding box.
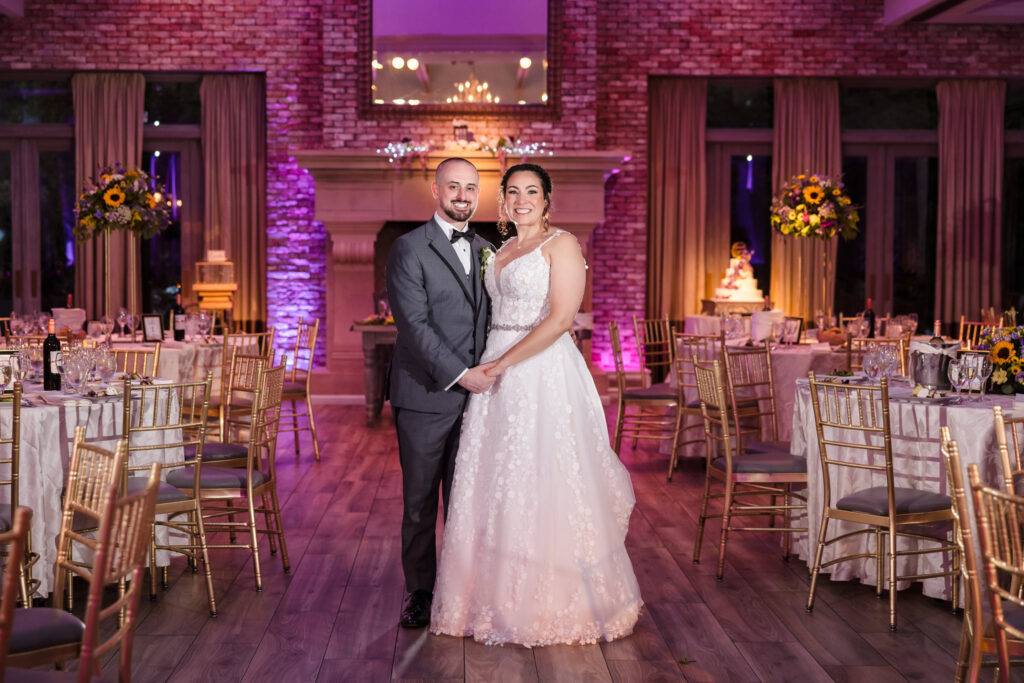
[480,246,495,280]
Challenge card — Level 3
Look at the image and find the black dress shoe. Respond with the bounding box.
[400,590,432,629]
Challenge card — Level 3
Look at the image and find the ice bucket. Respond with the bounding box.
[908,339,960,389]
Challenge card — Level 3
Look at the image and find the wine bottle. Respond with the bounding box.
[43,318,61,391]
[172,289,186,341]
[865,297,876,339]
[66,293,72,308]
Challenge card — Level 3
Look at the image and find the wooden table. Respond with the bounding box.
[352,325,396,426]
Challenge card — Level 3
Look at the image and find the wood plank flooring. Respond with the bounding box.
[22,403,1013,682]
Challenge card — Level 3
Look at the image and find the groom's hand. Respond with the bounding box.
[457,362,498,393]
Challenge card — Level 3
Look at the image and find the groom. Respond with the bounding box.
[386,157,495,629]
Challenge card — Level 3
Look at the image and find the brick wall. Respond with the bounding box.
[4,0,1024,369]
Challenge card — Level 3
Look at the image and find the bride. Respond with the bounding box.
[430,163,642,647]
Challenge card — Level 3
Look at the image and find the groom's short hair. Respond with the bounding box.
[435,157,476,182]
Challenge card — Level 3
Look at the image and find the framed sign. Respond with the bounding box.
[142,315,164,343]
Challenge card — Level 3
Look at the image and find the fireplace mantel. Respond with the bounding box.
[294,149,629,396]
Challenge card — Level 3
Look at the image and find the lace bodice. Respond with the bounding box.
[485,231,565,329]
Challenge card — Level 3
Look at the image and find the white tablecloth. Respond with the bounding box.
[0,381,183,596]
[790,378,1012,602]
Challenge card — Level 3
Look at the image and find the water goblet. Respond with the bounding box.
[96,351,116,387]
[116,308,131,338]
[12,353,29,383]
[197,311,212,341]
[863,350,882,383]
[977,356,994,399]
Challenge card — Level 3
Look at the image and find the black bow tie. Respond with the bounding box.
[450,228,475,244]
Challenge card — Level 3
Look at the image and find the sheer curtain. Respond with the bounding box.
[200,74,267,327]
[936,80,1005,322]
[647,77,707,319]
[771,78,841,322]
[72,73,145,319]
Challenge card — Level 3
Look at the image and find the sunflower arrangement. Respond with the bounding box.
[977,327,1024,394]
[770,173,860,241]
[74,164,171,241]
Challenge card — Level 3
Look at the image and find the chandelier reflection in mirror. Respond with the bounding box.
[372,0,548,107]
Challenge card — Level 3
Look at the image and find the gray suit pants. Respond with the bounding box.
[394,405,464,595]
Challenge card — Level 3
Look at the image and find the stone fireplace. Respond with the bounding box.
[293,149,627,396]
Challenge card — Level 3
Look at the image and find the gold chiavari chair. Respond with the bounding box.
[8,442,150,674]
[206,351,266,468]
[633,314,675,387]
[212,329,276,440]
[0,506,29,673]
[969,464,1024,682]
[960,316,992,349]
[666,332,721,480]
[994,405,1024,496]
[279,317,321,461]
[0,318,9,338]
[609,321,680,456]
[941,428,1024,682]
[720,342,789,454]
[0,382,39,606]
[691,360,806,580]
[174,363,289,592]
[52,426,127,614]
[846,336,906,376]
[113,341,161,376]
[805,374,959,631]
[122,373,219,614]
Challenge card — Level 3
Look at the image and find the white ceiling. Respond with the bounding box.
[883,0,1024,25]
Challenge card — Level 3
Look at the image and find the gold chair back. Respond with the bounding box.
[632,315,674,386]
[994,405,1024,496]
[608,320,629,398]
[721,343,780,446]
[280,318,322,460]
[674,332,721,399]
[0,382,37,604]
[968,463,1024,676]
[959,316,991,349]
[76,467,160,682]
[287,317,319,386]
[113,342,161,376]
[693,359,735,461]
[0,506,30,671]
[940,428,985,682]
[846,336,906,376]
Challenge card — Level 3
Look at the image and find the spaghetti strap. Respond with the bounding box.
[538,229,565,249]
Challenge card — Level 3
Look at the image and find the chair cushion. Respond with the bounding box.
[744,439,792,455]
[125,475,189,504]
[167,465,267,490]
[184,441,248,462]
[1004,603,1024,634]
[711,454,807,474]
[623,384,676,400]
[836,486,951,516]
[282,380,307,396]
[9,607,84,653]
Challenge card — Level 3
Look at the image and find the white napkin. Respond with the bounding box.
[750,310,785,342]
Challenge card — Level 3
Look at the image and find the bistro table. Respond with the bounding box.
[789,376,1013,602]
[0,378,184,597]
[351,324,396,427]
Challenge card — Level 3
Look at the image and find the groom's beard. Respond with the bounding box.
[441,200,476,224]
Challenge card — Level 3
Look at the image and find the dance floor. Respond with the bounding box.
[55,404,973,682]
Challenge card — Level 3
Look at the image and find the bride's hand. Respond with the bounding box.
[483,359,507,377]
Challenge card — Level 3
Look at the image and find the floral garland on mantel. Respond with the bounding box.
[376,134,552,172]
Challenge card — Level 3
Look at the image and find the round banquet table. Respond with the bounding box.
[789,377,1014,603]
[0,379,185,597]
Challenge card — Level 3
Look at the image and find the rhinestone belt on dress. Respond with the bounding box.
[489,322,537,332]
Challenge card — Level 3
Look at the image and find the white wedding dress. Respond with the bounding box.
[431,230,643,647]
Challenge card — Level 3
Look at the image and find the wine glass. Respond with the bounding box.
[0,362,12,389]
[11,353,29,383]
[116,308,131,338]
[977,356,994,400]
[863,349,882,383]
[947,361,966,404]
[197,311,212,341]
[961,355,980,402]
[96,351,116,387]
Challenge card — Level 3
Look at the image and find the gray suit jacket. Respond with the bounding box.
[386,217,491,414]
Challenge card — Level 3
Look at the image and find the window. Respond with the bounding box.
[144,81,201,125]
[0,80,73,124]
[707,84,773,129]
[840,86,938,130]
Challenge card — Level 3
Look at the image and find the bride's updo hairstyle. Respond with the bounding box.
[497,162,553,235]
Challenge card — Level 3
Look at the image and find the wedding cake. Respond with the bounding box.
[713,242,763,302]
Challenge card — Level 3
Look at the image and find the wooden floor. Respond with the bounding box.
[34,403,1011,682]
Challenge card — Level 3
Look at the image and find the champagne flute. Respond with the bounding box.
[962,355,979,402]
[978,356,994,400]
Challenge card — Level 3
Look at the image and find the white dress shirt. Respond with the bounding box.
[434,211,472,275]
[433,212,473,389]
